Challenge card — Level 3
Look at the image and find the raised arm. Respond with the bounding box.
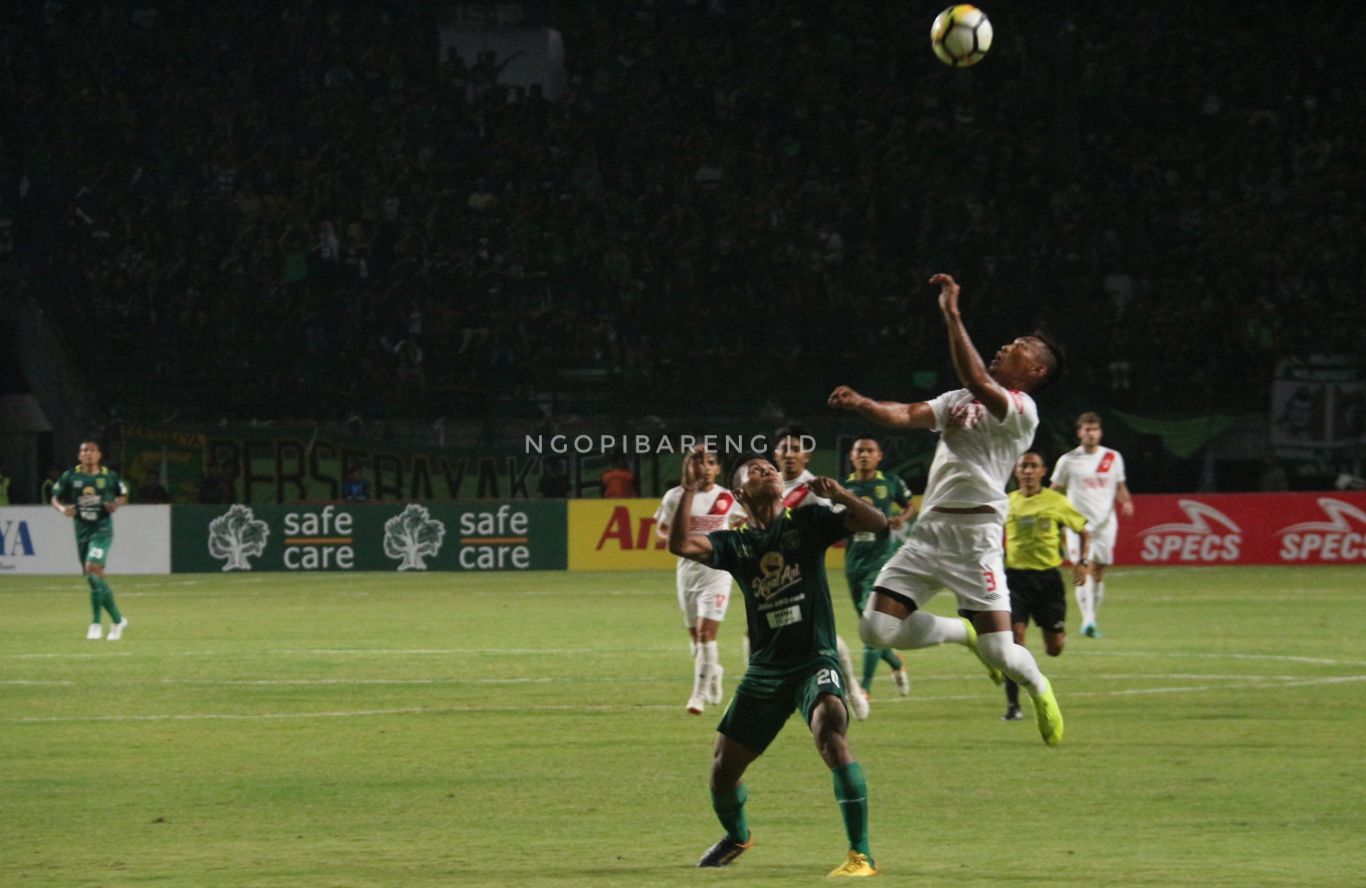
[667,448,715,563]
[827,386,935,430]
[810,478,889,535]
[931,273,1010,420]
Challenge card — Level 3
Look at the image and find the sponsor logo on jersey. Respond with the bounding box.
[946,402,986,429]
[1138,500,1242,562]
[753,551,802,601]
[1276,498,1366,562]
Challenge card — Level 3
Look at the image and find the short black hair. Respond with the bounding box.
[1029,329,1065,390]
[850,433,883,447]
[724,451,769,490]
[772,423,812,445]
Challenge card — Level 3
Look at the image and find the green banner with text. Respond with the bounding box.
[170,502,566,572]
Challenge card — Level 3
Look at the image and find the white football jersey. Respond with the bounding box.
[1052,446,1126,530]
[922,388,1039,518]
[655,485,739,590]
[781,469,832,509]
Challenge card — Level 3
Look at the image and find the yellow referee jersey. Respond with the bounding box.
[1005,488,1088,571]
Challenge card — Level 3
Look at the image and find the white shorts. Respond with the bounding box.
[872,511,1010,613]
[1066,522,1116,566]
[678,575,733,626]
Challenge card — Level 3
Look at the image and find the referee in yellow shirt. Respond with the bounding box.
[1002,451,1090,722]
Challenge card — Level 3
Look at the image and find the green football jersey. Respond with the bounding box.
[53,466,127,532]
[707,506,847,672]
[842,470,911,573]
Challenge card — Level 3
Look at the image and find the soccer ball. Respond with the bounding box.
[931,5,993,67]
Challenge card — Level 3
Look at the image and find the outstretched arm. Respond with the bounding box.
[931,273,1010,421]
[827,386,935,429]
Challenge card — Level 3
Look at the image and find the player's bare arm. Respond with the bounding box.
[827,385,935,430]
[1117,481,1135,517]
[809,477,889,536]
[1072,528,1091,586]
[106,493,127,514]
[51,495,75,518]
[667,448,715,562]
[931,272,1011,420]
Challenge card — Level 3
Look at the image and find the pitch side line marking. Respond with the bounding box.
[9,648,1366,669]
[7,675,1365,724]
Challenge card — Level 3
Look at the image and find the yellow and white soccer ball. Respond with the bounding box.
[931,5,993,67]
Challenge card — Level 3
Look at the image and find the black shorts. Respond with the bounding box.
[1005,568,1066,632]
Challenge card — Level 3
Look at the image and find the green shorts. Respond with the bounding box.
[76,527,114,568]
[845,562,881,615]
[715,655,847,754]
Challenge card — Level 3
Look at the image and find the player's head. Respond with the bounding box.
[849,436,883,472]
[1014,450,1048,493]
[989,331,1063,392]
[78,440,102,469]
[730,453,783,512]
[1075,412,1103,449]
[694,449,721,485]
[772,424,813,480]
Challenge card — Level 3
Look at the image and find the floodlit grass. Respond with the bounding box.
[2,567,1364,887]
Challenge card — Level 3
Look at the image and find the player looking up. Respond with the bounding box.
[669,451,887,877]
[828,272,1065,746]
[51,440,130,640]
[772,426,870,721]
[1051,412,1133,638]
[843,436,916,700]
[654,448,739,714]
[1001,451,1089,721]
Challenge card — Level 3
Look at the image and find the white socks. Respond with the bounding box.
[693,640,719,701]
[1075,576,1096,626]
[1094,579,1106,617]
[977,630,1046,694]
[860,609,968,649]
[835,635,863,693]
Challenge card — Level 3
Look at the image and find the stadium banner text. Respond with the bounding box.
[1118,492,1366,565]
[170,502,566,572]
[566,499,847,571]
[0,506,172,575]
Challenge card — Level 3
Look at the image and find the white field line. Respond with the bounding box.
[6,647,629,659]
[0,666,1322,688]
[6,674,1364,725]
[9,647,1366,667]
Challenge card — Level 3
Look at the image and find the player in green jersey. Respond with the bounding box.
[669,450,888,878]
[1001,452,1089,721]
[843,436,917,701]
[50,441,130,640]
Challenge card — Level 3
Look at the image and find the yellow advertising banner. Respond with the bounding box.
[568,499,675,570]
[567,499,848,571]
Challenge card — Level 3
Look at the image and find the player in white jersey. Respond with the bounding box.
[771,427,869,721]
[828,272,1066,745]
[655,449,741,714]
[1051,412,1134,638]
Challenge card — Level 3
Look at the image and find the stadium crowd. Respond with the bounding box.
[6,2,1363,422]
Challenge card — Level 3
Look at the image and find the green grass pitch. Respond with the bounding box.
[3,567,1364,887]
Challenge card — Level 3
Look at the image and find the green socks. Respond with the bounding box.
[87,575,123,623]
[87,575,102,622]
[832,762,871,862]
[711,783,750,843]
[861,646,904,689]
